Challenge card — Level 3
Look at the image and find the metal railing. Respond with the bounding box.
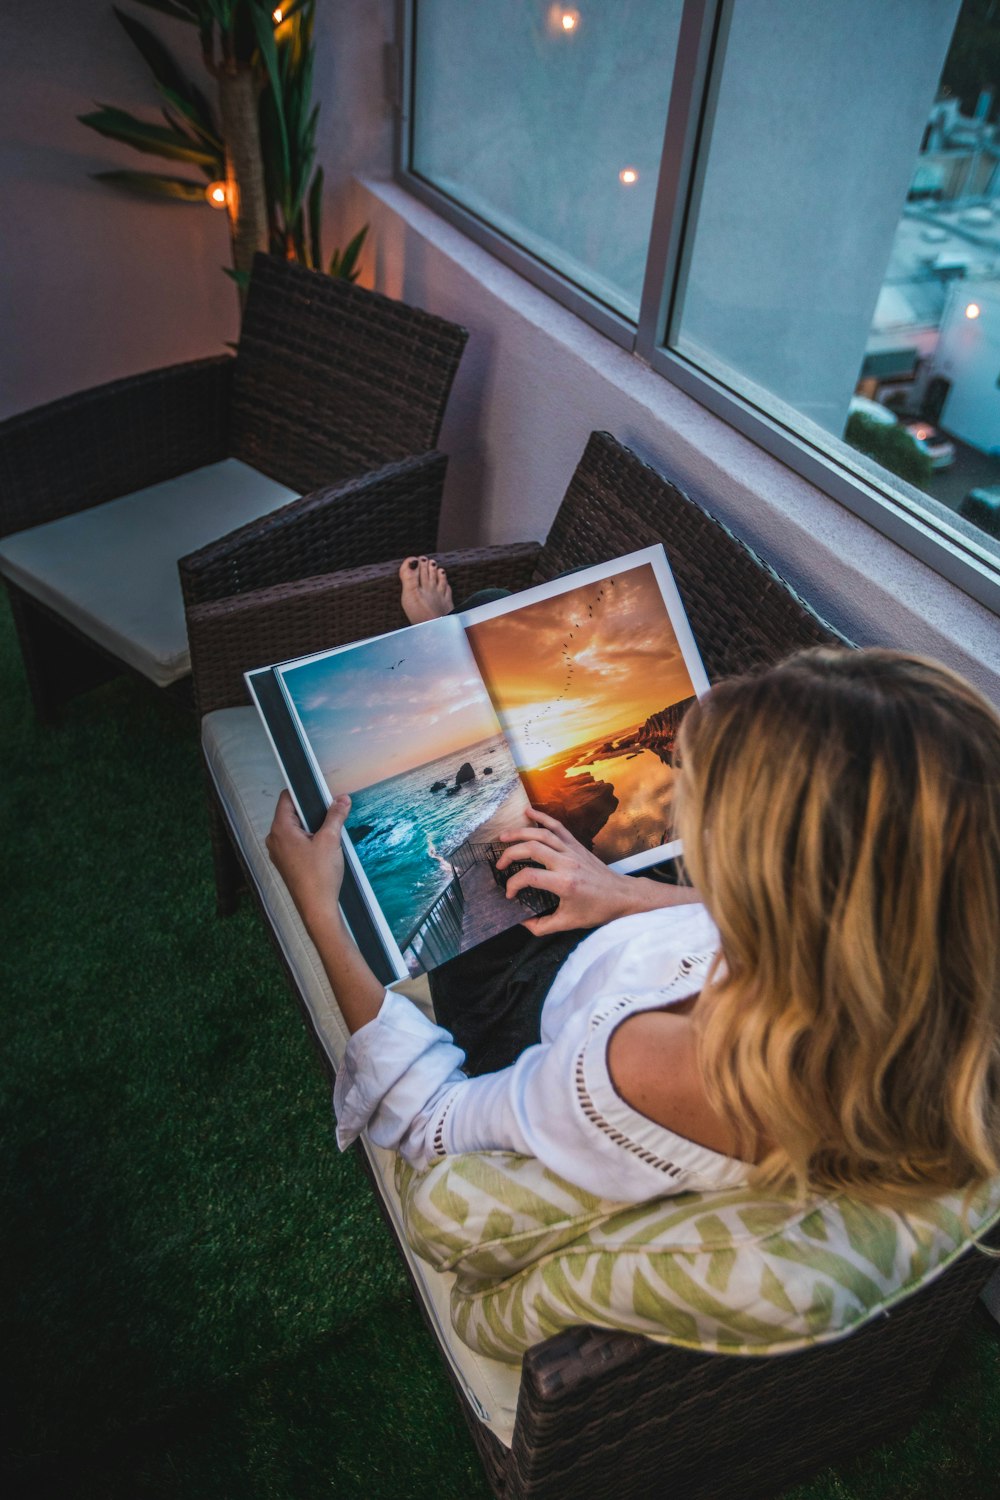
[401,872,466,971]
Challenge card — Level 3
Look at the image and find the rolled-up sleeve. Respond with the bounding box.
[331,988,598,1185]
[333,989,468,1158]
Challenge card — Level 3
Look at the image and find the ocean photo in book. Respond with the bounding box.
[276,616,535,977]
[463,559,702,867]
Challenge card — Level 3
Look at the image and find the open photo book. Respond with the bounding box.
[246,546,710,984]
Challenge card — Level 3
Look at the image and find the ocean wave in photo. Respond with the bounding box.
[346,734,525,947]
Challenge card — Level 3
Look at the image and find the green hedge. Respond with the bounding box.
[845,411,933,486]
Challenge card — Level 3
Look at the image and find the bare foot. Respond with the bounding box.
[400,556,453,624]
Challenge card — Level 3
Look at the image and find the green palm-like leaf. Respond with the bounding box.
[92,169,208,201]
[80,106,220,166]
[113,6,216,127]
[306,164,323,270]
[250,1,290,185]
[156,84,224,156]
[329,224,369,283]
[130,0,201,21]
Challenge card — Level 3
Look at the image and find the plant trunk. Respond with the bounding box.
[216,65,268,308]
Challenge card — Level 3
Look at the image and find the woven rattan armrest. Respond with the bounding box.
[0,356,232,538]
[187,542,542,715]
[506,1226,1000,1500]
[178,452,450,610]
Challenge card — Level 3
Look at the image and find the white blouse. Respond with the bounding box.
[333,902,751,1202]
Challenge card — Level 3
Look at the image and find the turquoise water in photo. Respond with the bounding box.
[347,733,524,948]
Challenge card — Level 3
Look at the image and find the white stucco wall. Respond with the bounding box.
[0,0,234,416]
[0,0,389,419]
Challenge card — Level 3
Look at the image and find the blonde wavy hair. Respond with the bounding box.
[674,647,1000,1206]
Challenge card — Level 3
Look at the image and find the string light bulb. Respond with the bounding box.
[272,7,283,22]
[965,302,981,319]
[619,167,638,186]
[548,5,580,33]
[206,181,228,209]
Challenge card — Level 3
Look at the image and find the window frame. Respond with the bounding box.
[393,0,1000,617]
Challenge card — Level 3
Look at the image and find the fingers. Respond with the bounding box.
[504,863,563,902]
[319,793,351,840]
[267,790,349,852]
[495,831,563,869]
[268,788,302,842]
[525,806,570,836]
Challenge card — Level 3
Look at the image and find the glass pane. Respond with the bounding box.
[411,0,683,321]
[672,0,1000,561]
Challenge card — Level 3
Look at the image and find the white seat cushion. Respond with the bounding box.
[0,460,298,686]
[201,705,523,1446]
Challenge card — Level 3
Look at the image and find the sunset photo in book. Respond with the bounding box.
[248,546,709,981]
[464,561,701,864]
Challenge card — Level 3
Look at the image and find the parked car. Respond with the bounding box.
[959,485,1000,538]
[901,420,955,469]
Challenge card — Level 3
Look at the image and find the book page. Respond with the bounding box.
[460,548,709,873]
[274,616,534,977]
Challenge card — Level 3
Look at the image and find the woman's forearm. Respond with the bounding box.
[303,906,387,1035]
[624,875,704,915]
[266,791,387,1035]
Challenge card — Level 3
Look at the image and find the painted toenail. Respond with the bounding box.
[408,559,418,570]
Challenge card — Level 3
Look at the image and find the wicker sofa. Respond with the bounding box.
[0,254,467,721]
[185,431,1000,1499]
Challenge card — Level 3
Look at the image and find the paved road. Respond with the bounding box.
[922,431,1000,515]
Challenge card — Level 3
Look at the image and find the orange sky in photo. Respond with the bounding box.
[463,563,695,770]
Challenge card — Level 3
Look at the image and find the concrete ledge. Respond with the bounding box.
[354,176,1000,708]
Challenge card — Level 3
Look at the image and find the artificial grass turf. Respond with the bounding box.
[0,602,490,1500]
[0,593,998,1499]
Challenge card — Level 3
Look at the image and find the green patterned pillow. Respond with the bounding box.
[395,1153,1000,1364]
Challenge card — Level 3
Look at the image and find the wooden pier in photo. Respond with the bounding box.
[401,804,529,973]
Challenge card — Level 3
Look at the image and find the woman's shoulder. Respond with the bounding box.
[605,1007,749,1163]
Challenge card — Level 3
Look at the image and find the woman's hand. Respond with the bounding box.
[497,807,704,936]
[266,790,350,939]
[496,807,643,935]
[266,790,388,1035]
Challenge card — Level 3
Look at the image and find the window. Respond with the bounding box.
[411,1,683,321]
[398,0,1000,613]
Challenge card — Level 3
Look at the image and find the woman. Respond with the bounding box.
[266,636,1000,1208]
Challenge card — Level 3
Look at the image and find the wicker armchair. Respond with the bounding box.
[185,431,999,1498]
[0,253,468,721]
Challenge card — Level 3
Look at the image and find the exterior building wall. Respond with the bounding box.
[676,0,961,435]
[932,282,1000,452]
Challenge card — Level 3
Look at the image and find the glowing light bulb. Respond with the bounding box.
[206,181,228,209]
[272,7,283,22]
[619,167,638,186]
[966,302,981,319]
[560,9,579,30]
